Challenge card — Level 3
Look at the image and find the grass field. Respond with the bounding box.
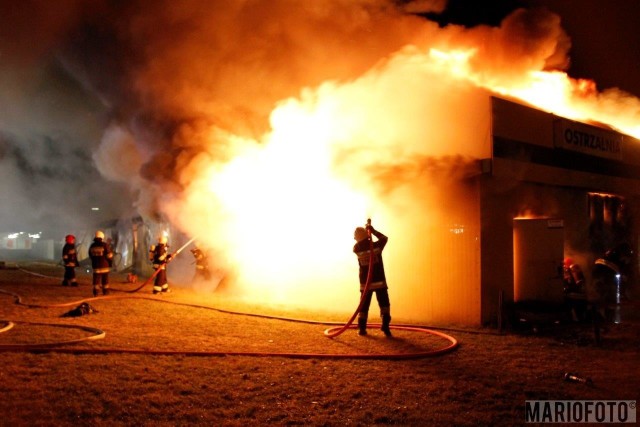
[1,262,638,426]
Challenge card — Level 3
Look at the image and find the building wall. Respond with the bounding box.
[479,97,640,325]
[389,176,482,326]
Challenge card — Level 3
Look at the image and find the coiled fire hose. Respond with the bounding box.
[0,288,458,358]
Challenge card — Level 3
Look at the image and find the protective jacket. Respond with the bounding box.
[150,242,171,294]
[88,238,113,274]
[353,231,388,291]
[150,243,170,269]
[62,243,78,267]
[563,263,586,296]
[191,247,211,280]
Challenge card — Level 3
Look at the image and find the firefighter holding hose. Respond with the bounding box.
[150,235,172,294]
[353,220,392,337]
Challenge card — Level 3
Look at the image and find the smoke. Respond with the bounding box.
[2,0,638,320]
[0,58,131,235]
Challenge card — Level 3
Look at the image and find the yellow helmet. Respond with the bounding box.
[95,230,105,239]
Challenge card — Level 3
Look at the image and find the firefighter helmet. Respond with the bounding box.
[65,234,75,244]
[95,230,105,239]
[563,257,573,267]
[354,227,368,242]
[158,235,168,245]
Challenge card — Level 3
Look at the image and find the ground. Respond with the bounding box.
[0,262,638,426]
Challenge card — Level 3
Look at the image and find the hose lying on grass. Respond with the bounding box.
[0,260,459,359]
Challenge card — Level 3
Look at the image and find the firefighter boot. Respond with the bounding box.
[381,314,392,337]
[357,317,367,336]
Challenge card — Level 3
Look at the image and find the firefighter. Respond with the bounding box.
[190,244,211,281]
[592,243,633,322]
[61,234,78,287]
[353,221,392,337]
[150,235,172,294]
[562,257,587,322]
[88,230,113,297]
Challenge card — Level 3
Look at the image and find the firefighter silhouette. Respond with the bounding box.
[562,257,587,322]
[592,243,633,322]
[150,235,171,294]
[190,245,211,281]
[88,230,113,297]
[353,222,392,337]
[61,234,78,287]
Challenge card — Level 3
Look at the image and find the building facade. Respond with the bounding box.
[479,96,640,326]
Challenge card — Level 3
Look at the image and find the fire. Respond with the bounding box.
[145,5,640,319]
[430,48,640,139]
[177,98,371,304]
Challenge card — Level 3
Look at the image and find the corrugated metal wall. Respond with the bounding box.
[390,180,481,326]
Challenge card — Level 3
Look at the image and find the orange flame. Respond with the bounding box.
[161,11,640,320]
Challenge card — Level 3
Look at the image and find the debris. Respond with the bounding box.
[563,372,593,385]
[61,302,99,317]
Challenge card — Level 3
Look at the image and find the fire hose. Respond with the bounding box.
[0,291,458,359]
[323,219,376,338]
[0,227,459,358]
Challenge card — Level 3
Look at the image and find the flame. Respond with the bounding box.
[156,7,640,320]
[169,38,640,315]
[430,48,640,139]
[174,98,372,304]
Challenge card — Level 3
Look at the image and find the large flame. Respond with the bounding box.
[166,44,491,315]
[97,3,640,321]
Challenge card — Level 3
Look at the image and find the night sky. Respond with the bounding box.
[535,0,640,98]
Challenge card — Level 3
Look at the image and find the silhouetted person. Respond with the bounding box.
[61,234,78,287]
[88,230,113,297]
[353,221,392,337]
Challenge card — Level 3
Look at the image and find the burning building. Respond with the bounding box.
[2,1,639,326]
[479,96,639,326]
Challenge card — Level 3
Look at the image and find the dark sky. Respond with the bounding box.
[534,0,640,97]
[428,0,640,97]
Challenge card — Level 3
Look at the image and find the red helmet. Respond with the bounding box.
[65,234,76,244]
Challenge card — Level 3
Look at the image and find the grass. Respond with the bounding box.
[0,262,638,426]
